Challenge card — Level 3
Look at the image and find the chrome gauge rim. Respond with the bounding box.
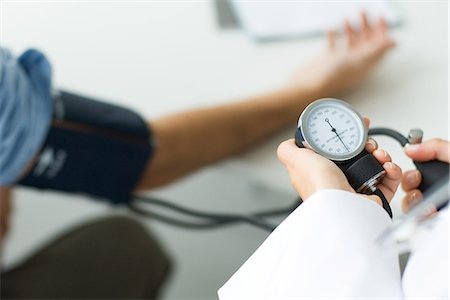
[298,98,368,161]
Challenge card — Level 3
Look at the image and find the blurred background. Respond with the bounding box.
[1,1,448,299]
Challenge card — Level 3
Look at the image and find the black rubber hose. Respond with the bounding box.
[369,128,409,146]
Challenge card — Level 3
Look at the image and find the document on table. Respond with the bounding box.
[230,1,401,41]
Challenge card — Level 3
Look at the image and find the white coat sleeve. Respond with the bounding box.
[402,208,449,299]
[218,189,403,300]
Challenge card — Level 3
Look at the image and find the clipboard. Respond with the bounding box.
[230,1,402,41]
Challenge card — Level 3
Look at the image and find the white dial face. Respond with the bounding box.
[300,99,367,160]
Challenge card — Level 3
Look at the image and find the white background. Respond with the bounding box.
[1,1,448,299]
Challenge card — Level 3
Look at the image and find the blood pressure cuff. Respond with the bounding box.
[18,91,154,204]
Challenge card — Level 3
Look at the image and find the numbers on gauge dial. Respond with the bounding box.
[307,106,362,157]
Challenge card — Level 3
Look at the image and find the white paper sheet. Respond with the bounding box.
[230,1,401,41]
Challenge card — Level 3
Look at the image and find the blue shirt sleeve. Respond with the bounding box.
[0,47,53,186]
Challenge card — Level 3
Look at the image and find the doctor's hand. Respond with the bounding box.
[277,134,402,208]
[401,138,450,213]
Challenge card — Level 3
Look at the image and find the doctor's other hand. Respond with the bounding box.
[289,11,395,97]
[401,138,450,213]
[277,138,402,208]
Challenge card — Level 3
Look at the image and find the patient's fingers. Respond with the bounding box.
[360,11,372,39]
[378,17,388,38]
[344,20,356,48]
[327,30,337,51]
[377,17,396,48]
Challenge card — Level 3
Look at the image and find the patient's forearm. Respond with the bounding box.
[135,84,325,190]
[0,187,12,245]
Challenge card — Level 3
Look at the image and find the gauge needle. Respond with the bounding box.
[325,118,350,152]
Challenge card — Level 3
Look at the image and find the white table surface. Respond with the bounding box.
[1,1,448,298]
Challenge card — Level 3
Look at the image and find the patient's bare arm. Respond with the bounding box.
[0,187,12,245]
[136,86,322,189]
[134,12,396,191]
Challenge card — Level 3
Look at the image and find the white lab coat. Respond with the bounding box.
[218,189,448,299]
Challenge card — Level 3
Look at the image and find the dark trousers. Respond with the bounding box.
[1,216,171,299]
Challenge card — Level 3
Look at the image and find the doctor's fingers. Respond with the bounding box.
[277,139,319,196]
[401,189,437,217]
[277,141,327,179]
[372,148,392,164]
[278,140,353,200]
[377,161,402,202]
[404,138,450,163]
[365,138,378,153]
[362,118,378,153]
[402,189,423,213]
[363,116,370,128]
[277,139,316,167]
[369,146,402,202]
[277,139,339,172]
[401,169,422,191]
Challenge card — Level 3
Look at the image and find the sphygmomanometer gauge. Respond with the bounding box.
[297,98,368,161]
[295,98,392,217]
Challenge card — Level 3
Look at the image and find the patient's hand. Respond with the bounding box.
[277,119,402,207]
[290,11,395,96]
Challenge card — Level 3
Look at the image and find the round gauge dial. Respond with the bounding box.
[298,98,367,161]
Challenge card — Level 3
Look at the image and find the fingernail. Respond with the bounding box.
[366,138,378,151]
[410,191,422,206]
[376,149,388,159]
[384,162,395,169]
[405,144,420,152]
[406,171,419,185]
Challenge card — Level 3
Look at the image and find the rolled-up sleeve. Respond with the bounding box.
[0,47,53,186]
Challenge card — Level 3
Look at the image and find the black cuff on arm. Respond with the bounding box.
[18,91,154,205]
